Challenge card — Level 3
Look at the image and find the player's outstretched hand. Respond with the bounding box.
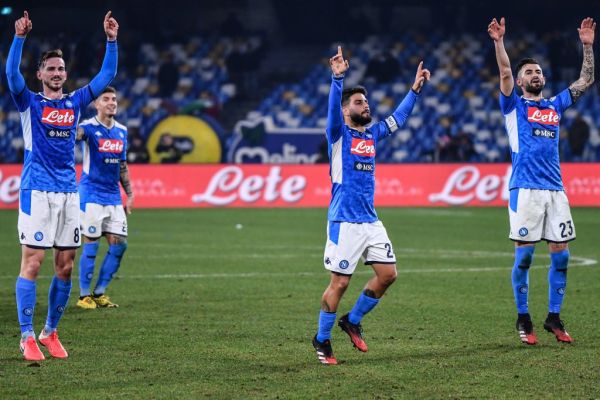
[487,17,505,41]
[411,61,431,93]
[15,11,32,37]
[330,46,349,77]
[104,11,119,41]
[578,17,596,46]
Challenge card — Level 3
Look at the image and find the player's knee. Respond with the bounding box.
[514,246,535,269]
[109,242,127,258]
[550,249,570,271]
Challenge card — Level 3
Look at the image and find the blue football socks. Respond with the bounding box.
[16,277,36,336]
[348,291,380,325]
[45,276,71,332]
[316,311,336,342]
[548,249,569,313]
[511,246,535,314]
[94,243,127,295]
[79,241,99,297]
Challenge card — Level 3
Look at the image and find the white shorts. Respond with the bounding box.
[18,190,81,249]
[324,220,396,275]
[508,188,576,243]
[80,203,128,239]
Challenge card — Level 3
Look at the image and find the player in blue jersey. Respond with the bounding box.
[312,46,430,364]
[6,10,119,361]
[488,17,595,345]
[76,86,133,309]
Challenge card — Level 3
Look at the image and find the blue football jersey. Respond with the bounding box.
[79,117,128,206]
[500,88,572,190]
[326,76,418,223]
[11,88,94,192]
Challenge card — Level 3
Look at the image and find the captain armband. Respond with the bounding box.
[385,116,398,133]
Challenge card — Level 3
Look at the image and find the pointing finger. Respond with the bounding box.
[24,10,29,20]
[104,10,111,22]
[337,46,342,56]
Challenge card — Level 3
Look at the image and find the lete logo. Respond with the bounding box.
[350,138,375,156]
[99,139,124,153]
[191,166,306,205]
[527,107,559,126]
[0,170,21,204]
[41,107,75,127]
[429,166,511,205]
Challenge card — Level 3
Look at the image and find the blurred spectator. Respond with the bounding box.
[437,131,475,162]
[155,133,194,163]
[219,12,246,37]
[158,52,179,98]
[127,134,150,164]
[567,116,590,160]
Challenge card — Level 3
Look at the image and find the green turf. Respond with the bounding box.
[1,208,599,399]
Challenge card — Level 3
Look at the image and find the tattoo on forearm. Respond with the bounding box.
[570,45,595,102]
[119,161,133,196]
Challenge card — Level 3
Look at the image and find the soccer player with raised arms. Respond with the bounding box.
[312,46,430,364]
[6,10,119,360]
[76,86,133,309]
[488,17,595,345]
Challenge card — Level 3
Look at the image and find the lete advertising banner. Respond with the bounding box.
[1,164,600,208]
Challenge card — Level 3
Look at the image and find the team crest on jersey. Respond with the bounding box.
[339,260,349,269]
[41,107,75,127]
[34,231,44,241]
[518,227,528,237]
[95,131,102,137]
[99,139,124,153]
[350,138,375,156]
[65,100,73,108]
[527,107,559,126]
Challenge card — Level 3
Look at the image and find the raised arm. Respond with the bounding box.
[488,17,514,96]
[569,17,596,102]
[326,46,349,141]
[387,61,430,131]
[88,11,119,97]
[6,11,33,94]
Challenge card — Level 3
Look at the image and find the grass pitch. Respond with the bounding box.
[1,207,599,399]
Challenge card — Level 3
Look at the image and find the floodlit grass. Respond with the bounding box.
[1,208,599,399]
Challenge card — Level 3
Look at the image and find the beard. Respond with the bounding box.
[525,81,544,95]
[44,78,64,92]
[350,112,372,126]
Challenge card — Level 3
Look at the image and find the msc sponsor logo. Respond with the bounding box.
[350,138,375,156]
[527,107,559,126]
[41,107,75,127]
[339,260,349,269]
[532,128,556,139]
[104,158,120,164]
[518,227,528,237]
[354,161,374,172]
[47,129,71,139]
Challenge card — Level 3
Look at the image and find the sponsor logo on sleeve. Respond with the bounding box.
[527,107,559,126]
[350,138,375,157]
[41,107,75,127]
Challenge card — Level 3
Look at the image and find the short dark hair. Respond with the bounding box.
[515,57,541,76]
[100,86,117,95]
[38,49,63,69]
[341,86,367,106]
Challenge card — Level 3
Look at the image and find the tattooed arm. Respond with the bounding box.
[119,160,134,214]
[569,18,596,102]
